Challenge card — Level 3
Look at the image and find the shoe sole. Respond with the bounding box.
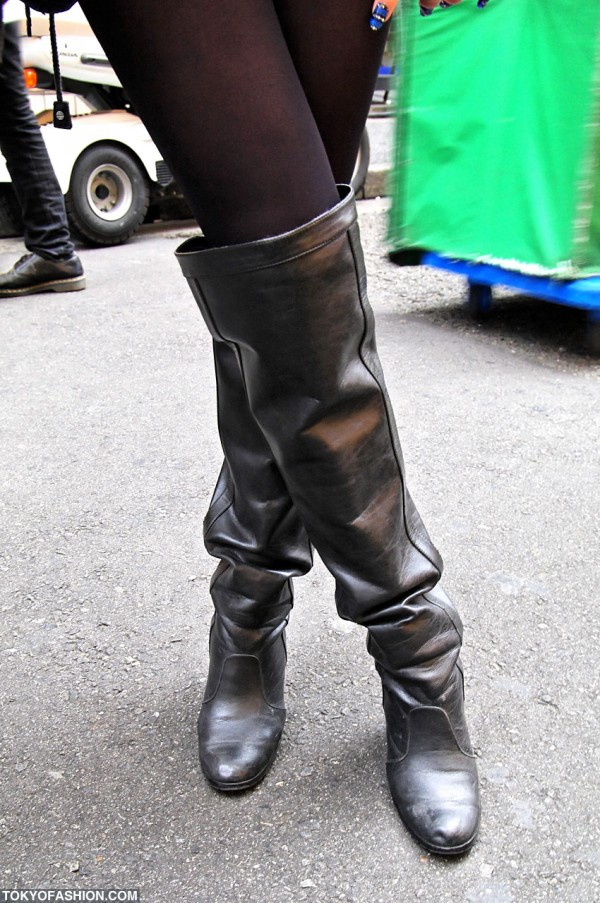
[0,276,86,297]
[406,825,479,857]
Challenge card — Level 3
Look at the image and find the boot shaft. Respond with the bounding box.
[177,187,443,621]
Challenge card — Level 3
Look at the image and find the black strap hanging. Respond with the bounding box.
[48,9,72,128]
[25,3,72,128]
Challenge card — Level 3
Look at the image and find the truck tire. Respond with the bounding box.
[66,144,149,246]
[0,185,23,237]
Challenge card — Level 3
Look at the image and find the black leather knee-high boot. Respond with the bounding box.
[199,340,312,790]
[177,187,480,853]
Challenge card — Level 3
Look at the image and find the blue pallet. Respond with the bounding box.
[422,252,600,328]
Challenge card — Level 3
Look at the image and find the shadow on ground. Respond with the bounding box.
[410,291,599,365]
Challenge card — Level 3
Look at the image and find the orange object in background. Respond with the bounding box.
[23,68,38,89]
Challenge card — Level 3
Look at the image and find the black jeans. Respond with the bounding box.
[0,22,74,259]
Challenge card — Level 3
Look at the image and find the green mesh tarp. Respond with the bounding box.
[388,0,600,278]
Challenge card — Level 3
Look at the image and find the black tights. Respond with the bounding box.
[78,0,389,245]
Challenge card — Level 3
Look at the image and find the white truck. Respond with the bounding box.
[0,5,185,245]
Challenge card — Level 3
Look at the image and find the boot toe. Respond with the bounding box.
[197,680,286,792]
[199,728,284,791]
[387,754,480,855]
[402,797,480,855]
[201,743,264,788]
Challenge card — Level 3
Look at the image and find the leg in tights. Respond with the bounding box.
[77,0,389,244]
[273,0,387,184]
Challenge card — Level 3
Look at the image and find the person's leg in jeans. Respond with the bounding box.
[0,22,84,296]
[79,0,480,854]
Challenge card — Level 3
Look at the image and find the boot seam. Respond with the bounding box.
[346,229,442,581]
[204,485,234,536]
[422,592,464,642]
[387,704,476,762]
[207,345,238,536]
[190,278,227,342]
[204,652,286,710]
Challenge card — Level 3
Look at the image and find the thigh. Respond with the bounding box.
[78,0,340,244]
[274,0,390,182]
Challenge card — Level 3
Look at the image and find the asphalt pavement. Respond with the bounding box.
[1,200,599,903]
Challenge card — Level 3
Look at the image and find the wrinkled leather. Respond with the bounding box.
[177,188,443,617]
[206,340,312,578]
[177,186,480,851]
[196,343,312,790]
[0,252,85,296]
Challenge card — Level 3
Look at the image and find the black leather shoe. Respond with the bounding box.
[0,252,85,296]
